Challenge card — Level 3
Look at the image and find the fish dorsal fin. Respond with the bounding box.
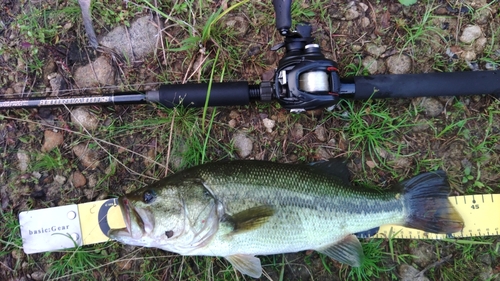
[308,158,351,185]
[316,234,364,267]
[224,205,275,234]
[225,254,262,278]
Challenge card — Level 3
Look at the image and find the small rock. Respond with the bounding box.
[71,171,87,188]
[71,107,99,131]
[362,56,386,75]
[314,125,327,142]
[359,2,369,11]
[17,151,30,172]
[365,43,387,57]
[386,54,412,74]
[233,132,253,158]
[461,50,476,61]
[4,87,14,97]
[475,37,487,53]
[41,130,64,152]
[315,147,332,159]
[43,60,57,85]
[393,157,411,168]
[116,259,133,270]
[475,9,491,25]
[344,6,360,20]
[410,242,435,267]
[229,110,240,119]
[72,144,100,169]
[48,72,66,96]
[29,271,46,281]
[360,17,371,28]
[351,45,363,52]
[262,118,276,133]
[418,98,443,117]
[54,175,67,185]
[291,123,304,140]
[412,120,430,132]
[228,119,237,128]
[100,16,161,61]
[87,173,98,188]
[459,25,482,44]
[11,249,23,260]
[73,56,115,88]
[225,15,249,36]
[399,264,429,281]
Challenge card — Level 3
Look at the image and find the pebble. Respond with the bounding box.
[73,56,116,88]
[461,50,476,61]
[345,6,360,20]
[314,125,327,142]
[228,119,237,128]
[360,17,371,28]
[362,56,386,75]
[365,43,387,57]
[412,120,430,132]
[41,130,64,152]
[54,175,67,185]
[262,118,276,133]
[71,107,99,131]
[232,132,253,158]
[415,97,444,117]
[71,170,87,188]
[48,72,65,96]
[29,271,46,281]
[100,15,161,61]
[386,54,412,74]
[399,264,429,281]
[291,123,304,140]
[459,25,482,44]
[225,15,249,36]
[229,110,240,119]
[72,144,100,169]
[17,151,30,172]
[475,37,487,53]
[410,242,435,267]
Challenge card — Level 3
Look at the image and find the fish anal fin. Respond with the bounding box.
[225,205,275,234]
[225,254,262,278]
[316,234,364,267]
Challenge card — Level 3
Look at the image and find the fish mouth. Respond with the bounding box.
[117,197,154,238]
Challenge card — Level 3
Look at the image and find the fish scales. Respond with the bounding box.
[184,161,404,255]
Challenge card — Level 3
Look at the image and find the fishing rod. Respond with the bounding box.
[1,1,499,112]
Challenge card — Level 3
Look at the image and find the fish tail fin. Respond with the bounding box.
[400,170,464,233]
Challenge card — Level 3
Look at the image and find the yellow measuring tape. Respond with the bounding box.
[19,194,500,254]
[78,194,500,245]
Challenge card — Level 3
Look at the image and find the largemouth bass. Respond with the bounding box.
[109,159,464,278]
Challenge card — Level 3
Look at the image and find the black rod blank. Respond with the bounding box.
[353,71,500,100]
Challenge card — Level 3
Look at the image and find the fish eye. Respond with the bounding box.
[143,190,157,204]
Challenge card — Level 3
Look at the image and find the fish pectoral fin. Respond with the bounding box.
[316,234,364,267]
[225,205,275,233]
[225,254,262,278]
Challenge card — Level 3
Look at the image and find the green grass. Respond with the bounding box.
[330,99,414,171]
[2,0,500,280]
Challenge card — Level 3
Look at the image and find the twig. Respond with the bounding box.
[415,254,453,278]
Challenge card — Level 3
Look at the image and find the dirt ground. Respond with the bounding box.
[1,0,500,280]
